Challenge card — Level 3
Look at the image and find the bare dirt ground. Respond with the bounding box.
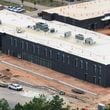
[0,54,110,109]
[96,28,110,36]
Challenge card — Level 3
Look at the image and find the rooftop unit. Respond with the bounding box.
[75,34,96,45]
[85,37,96,45]
[75,34,84,40]
[27,25,36,30]
[50,28,55,33]
[36,22,49,32]
[64,31,71,38]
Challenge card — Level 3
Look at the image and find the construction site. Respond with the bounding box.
[0,0,110,109]
[0,54,110,109]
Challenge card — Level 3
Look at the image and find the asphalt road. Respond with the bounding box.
[0,86,49,108]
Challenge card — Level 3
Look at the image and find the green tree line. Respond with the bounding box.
[0,95,70,110]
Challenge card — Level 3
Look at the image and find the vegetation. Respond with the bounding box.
[105,104,110,110]
[21,0,24,5]
[0,95,70,110]
[33,0,37,9]
[24,0,67,7]
[0,0,17,7]
[0,98,11,110]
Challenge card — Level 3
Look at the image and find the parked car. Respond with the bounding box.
[17,8,25,13]
[8,83,23,91]
[7,5,25,13]
[7,6,13,11]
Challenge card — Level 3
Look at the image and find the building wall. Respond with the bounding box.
[79,16,106,30]
[0,33,109,87]
[42,11,109,30]
[42,11,79,26]
[0,33,2,49]
[105,65,110,86]
[42,12,54,21]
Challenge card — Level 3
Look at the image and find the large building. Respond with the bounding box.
[42,0,110,30]
[0,10,110,87]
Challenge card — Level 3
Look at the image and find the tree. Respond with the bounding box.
[50,0,54,3]
[21,0,24,5]
[23,95,50,110]
[14,103,23,110]
[49,95,70,110]
[0,94,70,110]
[0,98,11,110]
[14,95,70,110]
[36,0,40,4]
[33,0,37,9]
[105,104,110,110]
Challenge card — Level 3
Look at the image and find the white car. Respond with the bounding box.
[8,83,23,91]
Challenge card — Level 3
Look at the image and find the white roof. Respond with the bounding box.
[0,10,110,65]
[43,0,110,20]
[101,16,110,21]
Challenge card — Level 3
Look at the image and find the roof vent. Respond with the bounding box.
[16,27,24,33]
[64,31,71,38]
[50,28,55,33]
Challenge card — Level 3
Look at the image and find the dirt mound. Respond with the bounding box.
[0,69,12,81]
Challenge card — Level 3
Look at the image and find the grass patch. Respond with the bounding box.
[24,6,36,11]
[24,0,67,7]
[0,0,17,6]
